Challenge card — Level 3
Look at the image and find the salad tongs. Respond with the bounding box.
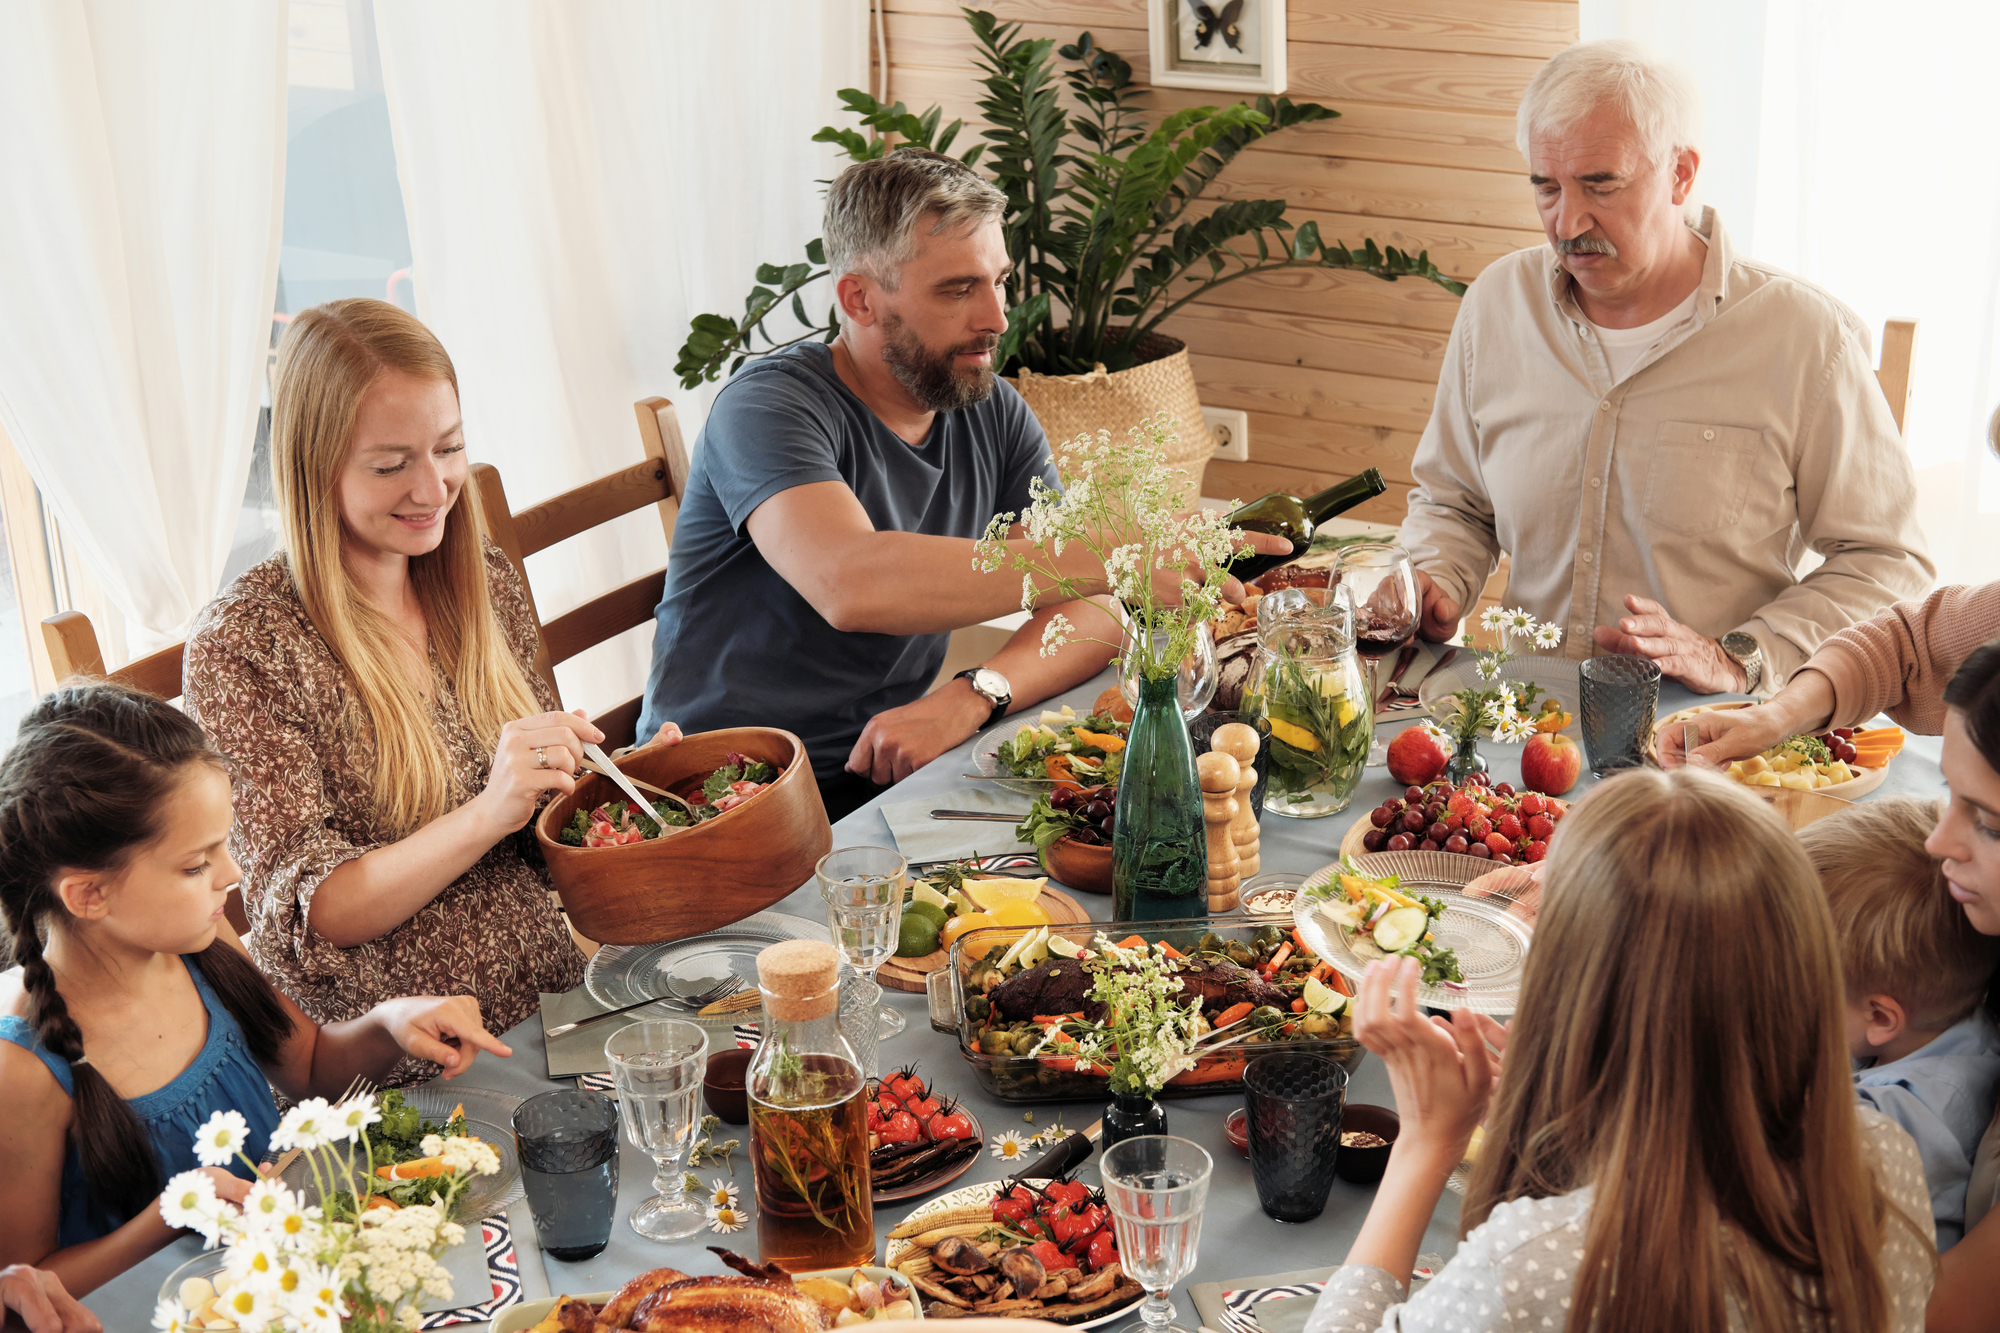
[582,741,697,818]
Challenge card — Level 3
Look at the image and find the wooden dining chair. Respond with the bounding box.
[472,395,690,750]
[1876,317,1918,436]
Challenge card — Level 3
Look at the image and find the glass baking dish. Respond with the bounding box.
[923,916,1364,1102]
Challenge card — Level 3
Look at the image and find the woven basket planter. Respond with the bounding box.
[1009,331,1218,495]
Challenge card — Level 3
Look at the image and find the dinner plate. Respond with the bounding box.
[972,713,1130,799]
[491,1267,924,1332]
[1652,701,1891,799]
[1416,653,1579,730]
[280,1085,525,1221]
[1293,850,1532,1014]
[583,911,831,1037]
[885,1181,1144,1328]
[867,1086,984,1204]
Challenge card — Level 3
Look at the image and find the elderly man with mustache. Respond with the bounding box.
[1399,40,1932,693]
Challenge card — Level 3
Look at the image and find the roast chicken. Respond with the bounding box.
[544,1257,834,1333]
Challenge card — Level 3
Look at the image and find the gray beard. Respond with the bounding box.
[880,315,997,413]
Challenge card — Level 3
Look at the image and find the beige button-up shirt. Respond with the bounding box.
[1398,207,1934,686]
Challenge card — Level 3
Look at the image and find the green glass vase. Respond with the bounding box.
[1112,673,1206,922]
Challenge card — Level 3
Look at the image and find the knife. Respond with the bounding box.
[1010,1117,1104,1181]
[930,810,1025,822]
[1375,642,1422,711]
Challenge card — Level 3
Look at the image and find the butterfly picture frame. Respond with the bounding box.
[1147,0,1286,94]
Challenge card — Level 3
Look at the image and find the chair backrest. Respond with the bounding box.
[1876,317,1918,436]
[472,396,690,748]
[41,611,186,701]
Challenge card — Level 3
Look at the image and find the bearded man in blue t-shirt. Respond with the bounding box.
[639,150,1276,820]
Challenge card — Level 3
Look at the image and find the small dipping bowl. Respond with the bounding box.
[1223,1107,1249,1158]
[702,1047,753,1125]
[1334,1104,1399,1185]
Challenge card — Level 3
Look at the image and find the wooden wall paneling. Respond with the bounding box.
[1165,305,1448,385]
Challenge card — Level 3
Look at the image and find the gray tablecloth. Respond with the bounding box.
[85,667,1946,1331]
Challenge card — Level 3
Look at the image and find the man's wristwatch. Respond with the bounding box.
[954,666,1012,726]
[1719,631,1763,694]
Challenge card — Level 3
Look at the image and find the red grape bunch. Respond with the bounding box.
[1361,771,1564,864]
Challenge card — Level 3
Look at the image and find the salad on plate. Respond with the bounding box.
[990,705,1128,788]
[1306,858,1464,986]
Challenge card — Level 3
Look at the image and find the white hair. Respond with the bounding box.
[1517,39,1703,182]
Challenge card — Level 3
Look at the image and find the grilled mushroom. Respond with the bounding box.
[994,1248,1047,1299]
[932,1235,995,1276]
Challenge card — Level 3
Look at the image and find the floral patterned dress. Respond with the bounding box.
[184,543,584,1083]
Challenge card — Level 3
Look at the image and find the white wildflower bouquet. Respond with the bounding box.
[1032,935,1206,1096]
[976,414,1238,681]
[1431,607,1566,748]
[153,1094,500,1333]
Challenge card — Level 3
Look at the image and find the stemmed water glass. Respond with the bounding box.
[1334,543,1420,766]
[816,845,908,1039]
[604,1019,708,1240]
[1100,1135,1213,1333]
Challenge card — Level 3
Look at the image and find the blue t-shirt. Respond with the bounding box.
[640,343,1055,778]
[1854,1009,2000,1250]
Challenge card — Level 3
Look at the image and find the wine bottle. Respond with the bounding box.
[1224,468,1387,580]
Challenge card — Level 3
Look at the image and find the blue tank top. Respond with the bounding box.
[0,956,281,1247]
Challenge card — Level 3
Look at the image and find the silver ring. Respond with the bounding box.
[534,746,549,769]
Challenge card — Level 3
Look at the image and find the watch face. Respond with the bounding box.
[1721,633,1759,659]
[971,667,1010,700]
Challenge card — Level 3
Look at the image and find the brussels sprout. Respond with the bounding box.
[1253,925,1285,949]
[1197,932,1228,955]
[1249,1005,1285,1028]
[1300,1012,1338,1037]
[1012,1030,1044,1057]
[1225,941,1256,966]
[979,1029,1015,1055]
[964,995,990,1022]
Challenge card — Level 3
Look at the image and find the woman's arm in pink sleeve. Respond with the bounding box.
[1803,582,2000,733]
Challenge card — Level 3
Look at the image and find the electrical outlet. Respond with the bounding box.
[1202,406,1250,462]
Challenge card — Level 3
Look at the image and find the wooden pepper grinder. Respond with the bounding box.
[1210,722,1262,878]
[1197,751,1242,912]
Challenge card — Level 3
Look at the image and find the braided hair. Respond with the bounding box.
[0,681,293,1223]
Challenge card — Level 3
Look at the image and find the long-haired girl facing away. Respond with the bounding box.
[1305,767,1936,1333]
[0,682,509,1296]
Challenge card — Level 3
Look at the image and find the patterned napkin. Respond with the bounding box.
[879,786,1032,863]
[415,1214,523,1328]
[1192,1260,1439,1333]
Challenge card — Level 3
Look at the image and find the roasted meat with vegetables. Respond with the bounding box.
[987,953,1286,1024]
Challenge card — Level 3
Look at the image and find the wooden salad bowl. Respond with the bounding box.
[534,727,830,945]
[1041,834,1114,895]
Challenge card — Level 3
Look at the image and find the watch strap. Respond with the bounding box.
[954,667,1011,725]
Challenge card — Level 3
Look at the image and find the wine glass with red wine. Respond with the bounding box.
[1332,544,1419,766]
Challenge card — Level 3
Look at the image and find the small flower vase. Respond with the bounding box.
[1101,1089,1168,1150]
[1111,673,1206,922]
[1445,734,1487,784]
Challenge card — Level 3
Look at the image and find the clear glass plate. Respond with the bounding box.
[1416,653,1580,737]
[280,1085,524,1221]
[1293,850,1533,1014]
[970,718,1067,798]
[583,910,831,1036]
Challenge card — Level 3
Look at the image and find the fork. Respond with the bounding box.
[543,973,744,1039]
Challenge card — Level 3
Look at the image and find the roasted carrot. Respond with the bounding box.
[1215,1001,1254,1028]
[1290,998,1307,1013]
[1261,942,1293,974]
[1157,940,1185,960]
[1115,935,1147,950]
[1328,971,1354,997]
[1167,1054,1248,1085]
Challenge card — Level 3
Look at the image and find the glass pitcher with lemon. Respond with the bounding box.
[1241,586,1372,818]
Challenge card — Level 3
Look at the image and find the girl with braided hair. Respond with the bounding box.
[0,681,511,1296]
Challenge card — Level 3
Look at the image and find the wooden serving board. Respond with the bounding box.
[876,887,1090,993]
[1653,701,1891,801]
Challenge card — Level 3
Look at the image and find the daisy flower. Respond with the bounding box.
[1532,622,1562,650]
[1475,656,1501,681]
[193,1109,251,1168]
[333,1093,382,1143]
[238,1178,301,1234]
[269,1098,337,1153]
[1478,606,1507,633]
[152,1299,193,1332]
[1502,608,1537,637]
[159,1170,222,1239]
[1494,714,1537,744]
[989,1131,1031,1161]
[707,1204,749,1234]
[703,1178,740,1210]
[215,1281,279,1332]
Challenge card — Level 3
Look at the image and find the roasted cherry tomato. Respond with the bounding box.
[927,1110,975,1141]
[1042,1179,1091,1209]
[879,1111,923,1145]
[1028,1240,1066,1273]
[991,1184,1036,1225]
[1085,1227,1119,1273]
[903,1095,940,1121]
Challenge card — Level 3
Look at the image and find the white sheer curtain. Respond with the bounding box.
[374,0,868,713]
[0,0,286,649]
[1584,0,2000,588]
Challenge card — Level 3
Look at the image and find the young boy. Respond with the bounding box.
[1802,795,2000,1249]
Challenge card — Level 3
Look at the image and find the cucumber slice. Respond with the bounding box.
[1373,906,1428,953]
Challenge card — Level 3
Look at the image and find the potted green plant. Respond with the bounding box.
[676,9,1465,485]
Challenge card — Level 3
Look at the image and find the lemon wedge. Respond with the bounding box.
[1267,717,1321,751]
[997,925,1050,971]
[961,876,1046,910]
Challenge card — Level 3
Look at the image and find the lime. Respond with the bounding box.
[910,881,951,911]
[895,912,941,957]
[906,900,948,930]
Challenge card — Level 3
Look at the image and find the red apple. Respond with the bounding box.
[1386,725,1450,785]
[1521,731,1582,796]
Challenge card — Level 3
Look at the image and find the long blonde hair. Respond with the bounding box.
[1464,768,1922,1331]
[271,299,543,835]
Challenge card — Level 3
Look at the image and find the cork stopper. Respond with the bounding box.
[1197,750,1241,793]
[757,940,841,1022]
[1210,722,1261,765]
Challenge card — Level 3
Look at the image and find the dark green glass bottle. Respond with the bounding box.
[1225,468,1388,581]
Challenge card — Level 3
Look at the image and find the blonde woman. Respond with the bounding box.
[185,299,662,1080]
[1306,768,1935,1333]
